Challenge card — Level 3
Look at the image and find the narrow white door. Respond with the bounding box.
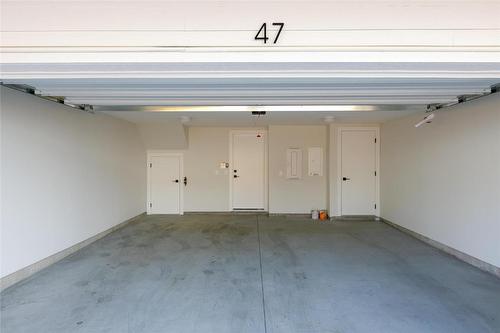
[341,130,377,215]
[149,155,181,214]
[231,132,265,210]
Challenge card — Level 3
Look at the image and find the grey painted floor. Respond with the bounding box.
[1,215,500,333]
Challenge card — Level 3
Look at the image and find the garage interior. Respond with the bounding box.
[1,1,500,332]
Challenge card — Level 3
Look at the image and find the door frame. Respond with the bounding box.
[146,150,184,215]
[228,129,268,211]
[336,127,380,217]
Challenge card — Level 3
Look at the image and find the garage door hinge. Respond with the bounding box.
[374,138,377,143]
[374,204,377,209]
[149,203,152,208]
[374,171,377,176]
[149,163,152,168]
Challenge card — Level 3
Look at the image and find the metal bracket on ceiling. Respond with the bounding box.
[0,83,95,114]
[426,83,499,113]
[251,111,266,116]
[491,84,499,94]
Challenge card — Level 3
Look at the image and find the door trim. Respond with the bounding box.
[336,127,380,217]
[228,129,268,211]
[146,150,184,215]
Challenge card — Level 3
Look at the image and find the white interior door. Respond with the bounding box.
[341,130,377,215]
[149,155,181,214]
[231,132,265,210]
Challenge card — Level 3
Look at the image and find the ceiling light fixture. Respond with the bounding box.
[91,105,420,113]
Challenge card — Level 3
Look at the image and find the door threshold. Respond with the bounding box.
[184,211,268,215]
[231,210,268,215]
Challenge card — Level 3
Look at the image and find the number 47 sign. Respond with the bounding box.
[254,23,284,44]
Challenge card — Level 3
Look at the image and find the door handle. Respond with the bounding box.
[173,179,179,183]
[342,177,350,181]
[183,177,187,186]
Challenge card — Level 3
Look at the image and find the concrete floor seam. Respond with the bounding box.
[256,215,268,333]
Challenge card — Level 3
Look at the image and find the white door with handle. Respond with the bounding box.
[340,129,378,215]
[148,154,182,214]
[231,131,266,210]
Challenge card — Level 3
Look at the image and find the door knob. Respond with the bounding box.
[342,177,350,181]
[173,179,179,183]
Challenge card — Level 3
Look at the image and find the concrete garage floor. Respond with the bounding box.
[1,215,500,333]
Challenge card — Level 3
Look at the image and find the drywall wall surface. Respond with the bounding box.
[138,122,188,150]
[182,127,232,212]
[0,87,146,278]
[268,125,328,214]
[381,93,500,267]
[174,125,328,213]
[178,127,272,212]
[328,123,380,216]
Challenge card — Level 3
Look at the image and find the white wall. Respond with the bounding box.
[165,125,329,213]
[269,125,328,214]
[2,1,499,47]
[0,87,146,278]
[183,127,232,212]
[138,122,188,150]
[381,94,500,267]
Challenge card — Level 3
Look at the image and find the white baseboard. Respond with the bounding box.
[381,218,500,279]
[0,212,146,292]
